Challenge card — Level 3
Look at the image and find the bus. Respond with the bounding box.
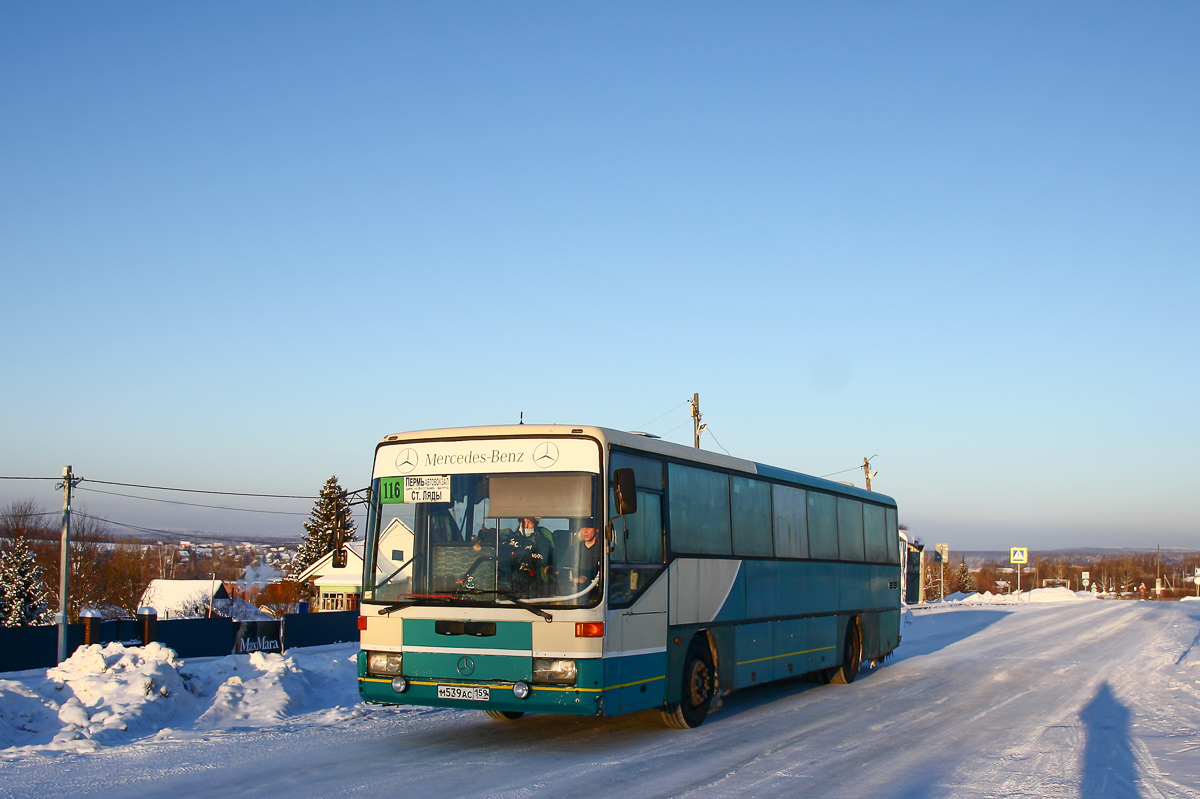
[357,425,901,728]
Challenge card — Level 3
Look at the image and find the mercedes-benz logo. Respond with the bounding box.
[456,656,476,676]
[533,442,559,469]
[395,448,418,474]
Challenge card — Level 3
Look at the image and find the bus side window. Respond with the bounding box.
[608,452,666,608]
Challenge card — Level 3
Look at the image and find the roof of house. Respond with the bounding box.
[138,579,230,614]
[297,519,414,587]
[296,541,366,584]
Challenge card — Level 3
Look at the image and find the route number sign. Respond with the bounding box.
[935,543,949,563]
[1010,547,1029,564]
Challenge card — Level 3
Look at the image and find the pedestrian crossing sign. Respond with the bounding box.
[1010,547,1028,564]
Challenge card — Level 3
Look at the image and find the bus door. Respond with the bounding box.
[605,567,668,714]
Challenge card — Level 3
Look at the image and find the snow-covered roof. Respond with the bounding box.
[138,579,230,614]
[239,562,282,589]
[296,541,365,583]
[296,519,414,586]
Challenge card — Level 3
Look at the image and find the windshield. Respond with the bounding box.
[364,472,602,609]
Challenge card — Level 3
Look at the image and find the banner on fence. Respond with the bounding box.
[233,621,283,655]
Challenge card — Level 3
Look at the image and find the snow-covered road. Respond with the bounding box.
[4,598,1200,799]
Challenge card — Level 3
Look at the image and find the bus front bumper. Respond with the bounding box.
[358,675,603,715]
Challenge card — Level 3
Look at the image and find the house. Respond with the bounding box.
[139,579,231,618]
[296,518,413,612]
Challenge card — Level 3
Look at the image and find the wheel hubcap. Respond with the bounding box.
[687,661,711,706]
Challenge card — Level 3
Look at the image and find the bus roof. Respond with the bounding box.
[377,424,896,506]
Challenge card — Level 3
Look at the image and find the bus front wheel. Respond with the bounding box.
[828,619,862,685]
[483,710,524,721]
[662,638,714,729]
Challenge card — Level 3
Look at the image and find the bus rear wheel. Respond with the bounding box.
[829,619,862,685]
[483,710,525,721]
[662,638,714,729]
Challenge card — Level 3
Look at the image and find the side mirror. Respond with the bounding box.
[613,468,638,515]
[333,548,348,569]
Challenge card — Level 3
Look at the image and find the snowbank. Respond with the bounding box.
[922,586,1094,606]
[0,641,363,755]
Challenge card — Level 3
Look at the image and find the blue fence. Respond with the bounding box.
[0,611,359,673]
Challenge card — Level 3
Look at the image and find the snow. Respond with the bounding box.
[924,585,1094,605]
[239,562,282,590]
[3,600,1200,798]
[0,642,361,755]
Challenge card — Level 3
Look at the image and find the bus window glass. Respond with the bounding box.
[608,490,664,608]
[668,463,732,556]
[731,476,772,557]
[772,484,808,559]
[808,492,838,560]
[611,452,664,490]
[885,507,900,564]
[863,504,888,562]
[837,497,865,561]
[609,491,663,563]
[366,472,601,608]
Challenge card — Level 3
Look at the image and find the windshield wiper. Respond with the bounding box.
[372,593,455,614]
[460,588,553,622]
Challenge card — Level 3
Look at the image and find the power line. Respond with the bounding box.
[2,474,318,498]
[703,426,732,456]
[71,510,359,543]
[633,400,690,433]
[82,478,317,499]
[820,465,863,478]
[660,419,692,438]
[72,510,183,537]
[74,486,309,516]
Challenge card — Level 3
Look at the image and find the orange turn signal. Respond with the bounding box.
[575,622,604,638]
[357,616,368,631]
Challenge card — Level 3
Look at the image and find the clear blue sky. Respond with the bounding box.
[2,2,1197,550]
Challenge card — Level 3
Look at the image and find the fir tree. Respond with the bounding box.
[954,558,977,594]
[292,476,358,577]
[0,535,52,627]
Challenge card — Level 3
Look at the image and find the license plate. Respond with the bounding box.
[437,685,490,701]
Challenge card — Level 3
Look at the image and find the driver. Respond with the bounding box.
[573,519,601,586]
[500,517,553,592]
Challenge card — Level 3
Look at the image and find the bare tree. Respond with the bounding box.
[30,508,113,621]
[0,498,55,540]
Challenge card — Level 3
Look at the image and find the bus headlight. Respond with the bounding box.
[391,676,409,693]
[368,652,403,676]
[512,681,532,700]
[533,658,577,686]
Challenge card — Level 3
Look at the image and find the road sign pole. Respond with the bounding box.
[1010,547,1029,600]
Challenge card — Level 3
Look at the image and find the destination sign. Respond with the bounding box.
[403,475,450,503]
[377,475,451,504]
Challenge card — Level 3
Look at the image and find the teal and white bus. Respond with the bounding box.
[357,425,901,728]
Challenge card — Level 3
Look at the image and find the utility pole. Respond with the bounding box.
[1156,544,1161,600]
[690,393,703,449]
[332,488,348,569]
[57,465,81,663]
[862,456,878,491]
